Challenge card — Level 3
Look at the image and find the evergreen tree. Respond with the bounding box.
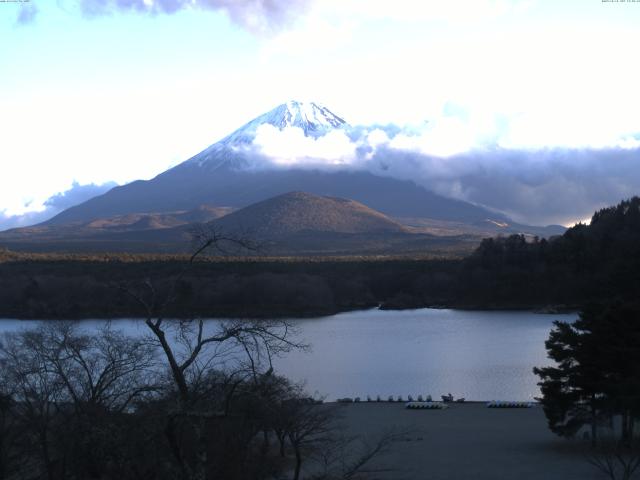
[535,302,640,445]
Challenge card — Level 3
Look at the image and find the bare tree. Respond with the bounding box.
[309,428,408,480]
[1,329,67,480]
[0,390,19,480]
[119,226,304,480]
[275,392,408,480]
[0,322,158,480]
[587,438,640,480]
[29,322,157,413]
[285,401,337,480]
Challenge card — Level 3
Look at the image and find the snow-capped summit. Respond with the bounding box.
[220,100,347,145]
[269,100,347,134]
[184,101,348,170]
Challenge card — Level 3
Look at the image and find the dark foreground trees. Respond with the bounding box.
[0,322,157,479]
[0,320,398,480]
[535,302,640,479]
[534,302,640,444]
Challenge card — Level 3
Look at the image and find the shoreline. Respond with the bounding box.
[329,402,595,480]
[0,304,579,321]
[329,399,539,405]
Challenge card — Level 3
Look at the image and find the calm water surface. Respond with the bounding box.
[0,308,576,401]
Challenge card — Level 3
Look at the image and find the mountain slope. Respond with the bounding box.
[0,205,231,243]
[0,192,481,255]
[39,100,562,238]
[47,167,509,224]
[211,191,407,238]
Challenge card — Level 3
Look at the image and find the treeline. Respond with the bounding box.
[1,197,639,318]
[0,256,458,319]
[459,196,640,308]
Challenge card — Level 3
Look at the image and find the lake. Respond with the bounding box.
[0,308,576,401]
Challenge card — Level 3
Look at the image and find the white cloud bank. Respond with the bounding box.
[244,108,640,226]
[0,181,117,231]
[250,124,358,166]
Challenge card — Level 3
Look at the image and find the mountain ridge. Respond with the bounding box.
[36,100,564,242]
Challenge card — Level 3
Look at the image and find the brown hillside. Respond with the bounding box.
[0,205,233,241]
[211,191,408,237]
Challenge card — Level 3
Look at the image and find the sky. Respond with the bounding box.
[1,0,640,228]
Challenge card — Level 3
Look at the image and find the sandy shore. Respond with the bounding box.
[330,402,601,480]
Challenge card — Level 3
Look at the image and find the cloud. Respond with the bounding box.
[249,124,358,167]
[0,181,116,232]
[367,146,640,226]
[15,3,38,25]
[43,181,117,210]
[241,119,640,226]
[76,0,312,35]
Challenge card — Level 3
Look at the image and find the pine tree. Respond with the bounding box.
[534,302,640,445]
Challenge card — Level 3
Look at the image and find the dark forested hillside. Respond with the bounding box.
[457,197,640,308]
[0,254,460,319]
[0,197,638,319]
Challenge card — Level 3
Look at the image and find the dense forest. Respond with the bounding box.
[1,197,639,319]
[460,196,640,308]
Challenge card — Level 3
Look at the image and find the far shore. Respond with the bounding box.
[0,303,579,321]
[0,251,591,320]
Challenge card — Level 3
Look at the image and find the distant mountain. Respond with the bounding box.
[45,167,518,227]
[211,191,407,238]
[0,192,481,255]
[203,192,468,255]
[18,100,563,252]
[42,101,528,227]
[0,205,231,243]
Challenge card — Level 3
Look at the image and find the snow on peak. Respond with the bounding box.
[281,100,347,133]
[187,101,348,169]
[218,101,347,147]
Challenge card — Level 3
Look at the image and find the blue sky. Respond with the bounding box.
[2,0,640,228]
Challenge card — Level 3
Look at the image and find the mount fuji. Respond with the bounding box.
[1,100,563,253]
[43,101,511,225]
